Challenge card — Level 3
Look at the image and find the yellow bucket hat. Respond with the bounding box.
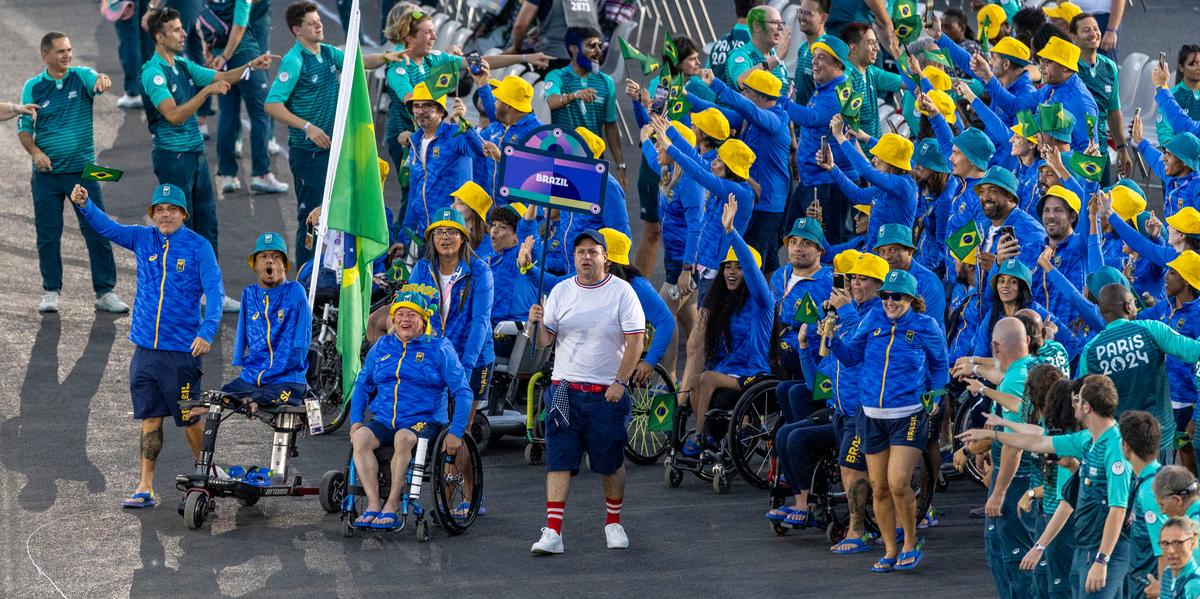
[722,244,762,268]
[920,90,957,124]
[450,181,492,221]
[1110,185,1147,222]
[693,107,731,141]
[598,228,632,265]
[847,252,889,281]
[743,69,782,98]
[493,75,533,113]
[1166,207,1200,236]
[1037,37,1081,72]
[1167,251,1200,291]
[1010,123,1037,144]
[1043,1,1082,22]
[853,203,872,216]
[833,249,862,274]
[992,37,1031,65]
[575,126,606,159]
[717,138,756,179]
[976,4,1007,40]
[1043,185,1081,214]
[670,121,697,147]
[922,66,952,92]
[869,133,914,171]
[405,82,447,110]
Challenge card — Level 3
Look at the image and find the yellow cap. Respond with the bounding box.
[670,121,697,148]
[811,41,841,63]
[405,82,447,110]
[1010,123,1038,144]
[717,138,756,179]
[493,75,533,113]
[1043,1,1082,22]
[598,228,632,265]
[1167,251,1200,291]
[833,249,862,274]
[723,244,763,268]
[976,4,1007,40]
[920,90,957,124]
[574,126,606,159]
[1043,185,1081,214]
[1110,185,1147,222]
[1037,37,1081,72]
[743,69,782,98]
[922,65,952,92]
[450,181,492,220]
[869,133,914,171]
[853,203,872,216]
[992,37,1031,64]
[1167,207,1200,235]
[847,252,889,281]
[693,107,731,141]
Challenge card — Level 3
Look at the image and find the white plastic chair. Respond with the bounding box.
[1118,52,1149,111]
[532,81,552,125]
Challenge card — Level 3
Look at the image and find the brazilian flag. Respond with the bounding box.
[1085,114,1098,143]
[812,373,833,402]
[665,73,692,121]
[947,221,981,262]
[423,60,459,100]
[978,16,991,53]
[1015,110,1040,137]
[792,292,822,325]
[646,393,676,432]
[618,36,660,76]
[841,92,864,130]
[82,163,123,182]
[1037,103,1072,135]
[892,0,922,45]
[1068,152,1106,183]
[662,32,678,71]
[921,388,947,415]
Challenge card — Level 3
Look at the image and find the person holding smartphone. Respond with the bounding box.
[974,165,1048,277]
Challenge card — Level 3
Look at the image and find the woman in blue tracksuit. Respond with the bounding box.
[969,258,1078,360]
[406,208,494,434]
[832,268,949,573]
[912,138,958,276]
[820,124,920,247]
[679,197,773,454]
[823,205,872,262]
[348,291,473,530]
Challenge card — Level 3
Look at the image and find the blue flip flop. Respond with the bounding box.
[371,512,400,530]
[765,506,797,522]
[783,509,809,529]
[895,549,924,571]
[870,557,897,573]
[354,511,380,528]
[452,501,485,519]
[831,537,875,554]
[122,491,156,508]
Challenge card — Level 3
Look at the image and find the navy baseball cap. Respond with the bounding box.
[573,229,607,249]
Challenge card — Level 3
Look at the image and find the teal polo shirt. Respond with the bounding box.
[18,67,101,174]
[1052,425,1132,549]
[266,41,344,151]
[140,53,215,152]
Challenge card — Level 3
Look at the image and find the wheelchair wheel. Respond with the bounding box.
[309,337,346,433]
[183,492,208,530]
[952,392,987,487]
[913,448,936,523]
[728,378,781,489]
[623,365,675,465]
[319,469,346,514]
[432,429,483,535]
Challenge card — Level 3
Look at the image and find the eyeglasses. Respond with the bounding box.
[1162,538,1195,550]
[879,292,908,302]
[797,8,815,17]
[764,19,785,29]
[431,228,460,239]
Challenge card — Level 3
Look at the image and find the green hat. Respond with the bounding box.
[389,289,434,323]
[952,128,995,171]
[425,208,469,240]
[1085,266,1133,299]
[974,166,1019,199]
[811,35,850,68]
[879,269,919,297]
[1165,132,1200,172]
[248,231,289,271]
[1037,103,1075,143]
[147,183,188,218]
[785,217,827,249]
[913,138,950,173]
[994,258,1033,288]
[872,223,916,250]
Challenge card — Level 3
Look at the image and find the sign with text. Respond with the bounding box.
[497,145,608,214]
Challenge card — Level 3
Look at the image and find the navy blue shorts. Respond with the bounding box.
[1177,405,1193,433]
[833,412,866,471]
[470,364,492,406]
[545,384,629,476]
[664,257,682,283]
[858,409,929,455]
[220,378,308,406]
[129,346,203,427]
[696,275,716,304]
[363,417,438,447]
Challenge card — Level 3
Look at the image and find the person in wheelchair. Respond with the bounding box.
[830,268,949,572]
[768,251,885,551]
[772,217,833,417]
[348,291,472,530]
[678,197,773,456]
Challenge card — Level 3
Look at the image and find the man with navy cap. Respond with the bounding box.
[69,182,224,509]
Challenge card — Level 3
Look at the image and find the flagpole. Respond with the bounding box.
[308,0,363,314]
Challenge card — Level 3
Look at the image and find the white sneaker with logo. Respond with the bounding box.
[38,291,59,313]
[605,523,629,549]
[268,138,284,156]
[116,94,143,109]
[530,527,563,554]
[94,291,130,313]
[250,173,289,194]
[222,296,241,313]
[218,175,241,193]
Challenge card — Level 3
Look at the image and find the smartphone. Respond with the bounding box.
[833,273,846,290]
[999,225,1016,241]
[819,135,830,162]
[466,51,483,76]
[650,86,670,115]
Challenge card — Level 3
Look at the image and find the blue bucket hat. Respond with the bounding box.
[785,217,827,249]
[952,128,995,171]
[147,183,188,218]
[248,231,289,270]
[879,269,919,297]
[1165,132,1200,173]
[994,258,1033,288]
[974,166,1019,199]
[425,207,469,240]
[872,223,916,250]
[1085,266,1134,299]
[913,138,950,173]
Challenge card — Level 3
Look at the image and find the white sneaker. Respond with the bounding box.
[94,291,130,313]
[234,138,244,158]
[530,527,563,554]
[267,138,284,156]
[218,176,241,193]
[116,93,143,109]
[605,523,629,549]
[222,296,241,313]
[38,291,59,313]
[250,173,289,194]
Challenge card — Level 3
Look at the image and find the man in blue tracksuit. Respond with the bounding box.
[930,125,992,275]
[68,183,224,509]
[973,166,1049,276]
[222,232,311,406]
[928,17,1034,127]
[1030,185,1089,335]
[401,84,486,237]
[477,76,544,201]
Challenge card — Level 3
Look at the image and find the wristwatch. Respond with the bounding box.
[1033,543,1046,552]
[1094,552,1110,565]
[1025,489,1036,499]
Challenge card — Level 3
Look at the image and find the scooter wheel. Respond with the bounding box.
[524,443,543,465]
[183,493,208,530]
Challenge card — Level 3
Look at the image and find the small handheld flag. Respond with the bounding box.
[646,393,676,432]
[948,221,981,262]
[82,163,123,182]
[617,36,660,76]
[1015,110,1040,137]
[792,292,822,325]
[1037,103,1072,134]
[662,33,679,71]
[1068,152,1106,183]
[422,60,459,99]
[978,16,991,53]
[812,373,833,402]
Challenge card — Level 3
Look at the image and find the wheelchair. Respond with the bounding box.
[482,321,553,453]
[176,390,319,530]
[319,425,483,542]
[663,376,780,494]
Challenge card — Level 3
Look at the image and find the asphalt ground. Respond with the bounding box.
[0,1,1196,597]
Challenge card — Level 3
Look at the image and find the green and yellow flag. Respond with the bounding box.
[423,59,459,99]
[1068,152,1106,183]
[947,220,981,263]
[82,163,123,182]
[618,36,660,76]
[1015,110,1040,137]
[646,393,676,432]
[812,373,833,402]
[792,292,822,325]
[663,33,679,72]
[978,16,991,53]
[1037,103,1072,134]
[665,72,692,120]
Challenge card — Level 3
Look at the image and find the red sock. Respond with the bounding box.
[605,496,622,525]
[546,501,565,533]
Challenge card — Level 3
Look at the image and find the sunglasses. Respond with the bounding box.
[879,292,908,302]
